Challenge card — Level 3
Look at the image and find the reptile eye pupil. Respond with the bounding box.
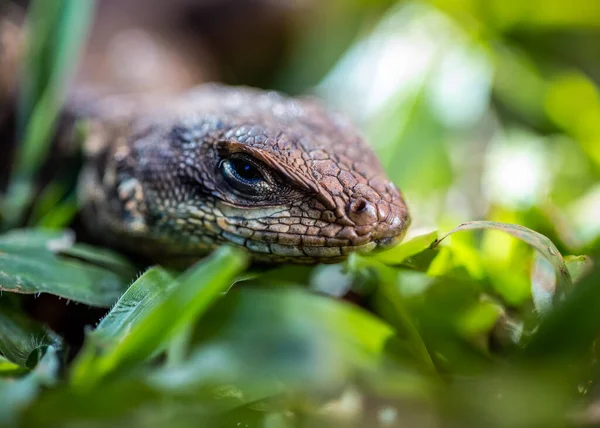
[231,159,261,181]
[220,157,267,195]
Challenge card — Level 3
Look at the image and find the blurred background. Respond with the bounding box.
[1,0,600,427]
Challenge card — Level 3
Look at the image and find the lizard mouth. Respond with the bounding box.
[209,210,409,263]
[374,232,408,251]
[210,193,411,262]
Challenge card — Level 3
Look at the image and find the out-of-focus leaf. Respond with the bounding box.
[428,239,486,281]
[58,242,138,279]
[277,1,392,93]
[432,0,600,30]
[456,300,504,339]
[27,183,70,227]
[71,247,248,388]
[433,222,572,308]
[157,287,395,392]
[20,380,162,428]
[21,378,271,428]
[564,255,593,284]
[371,89,452,194]
[0,356,26,377]
[309,264,353,297]
[27,184,80,230]
[348,251,431,372]
[443,367,574,428]
[530,254,556,315]
[36,199,78,230]
[3,0,95,229]
[0,229,130,306]
[0,300,62,369]
[522,259,600,361]
[402,276,494,374]
[545,72,600,168]
[18,0,94,154]
[369,230,438,265]
[0,345,60,426]
[347,254,435,371]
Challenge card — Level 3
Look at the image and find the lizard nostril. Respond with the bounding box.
[347,197,377,225]
[351,198,368,213]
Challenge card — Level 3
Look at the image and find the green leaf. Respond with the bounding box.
[0,345,60,426]
[521,259,600,361]
[0,300,62,369]
[564,255,593,284]
[27,183,76,229]
[0,356,25,377]
[347,254,435,371]
[21,378,270,428]
[19,380,162,428]
[155,286,395,392]
[433,221,572,311]
[92,267,175,346]
[36,199,78,230]
[456,300,504,338]
[71,246,248,388]
[0,229,130,306]
[18,0,95,152]
[3,0,95,229]
[58,242,138,279]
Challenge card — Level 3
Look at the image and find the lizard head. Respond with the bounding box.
[79,85,410,263]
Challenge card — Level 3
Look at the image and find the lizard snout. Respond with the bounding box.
[343,180,410,247]
[371,199,410,249]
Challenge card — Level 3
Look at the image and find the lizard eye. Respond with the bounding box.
[219,155,269,195]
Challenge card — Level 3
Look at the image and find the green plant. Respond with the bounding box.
[1,1,599,427]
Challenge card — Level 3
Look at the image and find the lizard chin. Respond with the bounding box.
[372,232,408,252]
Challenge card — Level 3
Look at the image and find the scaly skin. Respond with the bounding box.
[77,84,410,263]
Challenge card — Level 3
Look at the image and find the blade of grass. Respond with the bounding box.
[3,0,95,229]
[71,246,248,388]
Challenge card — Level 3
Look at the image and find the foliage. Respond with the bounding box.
[1,0,600,427]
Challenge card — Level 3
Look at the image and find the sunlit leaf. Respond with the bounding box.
[564,255,593,284]
[456,300,504,339]
[433,221,572,309]
[0,356,25,377]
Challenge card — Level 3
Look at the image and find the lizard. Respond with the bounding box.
[75,84,411,264]
[0,14,410,264]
